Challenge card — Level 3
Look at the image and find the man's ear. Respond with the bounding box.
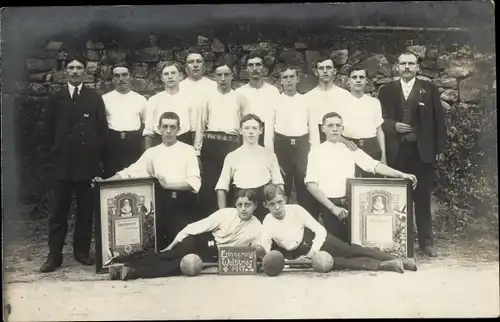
[313,68,319,77]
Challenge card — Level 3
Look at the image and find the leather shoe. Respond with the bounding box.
[402,258,418,271]
[379,259,404,273]
[40,257,62,273]
[421,246,438,257]
[108,266,122,280]
[74,253,95,266]
[120,265,138,281]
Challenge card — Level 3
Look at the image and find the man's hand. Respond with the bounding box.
[340,137,358,151]
[294,255,311,262]
[330,204,349,221]
[395,122,412,133]
[160,240,177,252]
[401,173,418,190]
[91,176,104,188]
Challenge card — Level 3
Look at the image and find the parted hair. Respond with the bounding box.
[240,113,264,128]
[158,111,180,127]
[263,184,286,202]
[234,188,260,204]
[214,56,235,71]
[246,50,267,67]
[322,111,343,124]
[159,61,184,74]
[397,51,421,64]
[313,53,335,69]
[64,53,86,67]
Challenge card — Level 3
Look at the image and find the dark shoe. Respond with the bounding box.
[108,266,122,280]
[421,246,438,257]
[380,259,404,273]
[120,265,138,281]
[402,258,418,271]
[40,256,62,273]
[75,253,95,266]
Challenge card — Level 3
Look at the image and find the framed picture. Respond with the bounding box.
[346,178,414,258]
[95,177,158,273]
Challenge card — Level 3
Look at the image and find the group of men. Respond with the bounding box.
[39,48,446,275]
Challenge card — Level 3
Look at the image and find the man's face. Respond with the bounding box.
[66,60,85,85]
[235,197,257,221]
[159,118,180,144]
[112,67,132,92]
[214,65,233,90]
[185,53,204,80]
[349,70,367,92]
[161,65,182,88]
[280,68,299,92]
[265,194,287,220]
[321,116,343,141]
[247,57,265,80]
[314,59,336,84]
[239,119,262,144]
[397,54,419,81]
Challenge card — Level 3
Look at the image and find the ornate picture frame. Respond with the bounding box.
[346,178,414,258]
[95,177,158,273]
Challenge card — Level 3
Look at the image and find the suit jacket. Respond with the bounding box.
[379,78,446,166]
[44,84,109,181]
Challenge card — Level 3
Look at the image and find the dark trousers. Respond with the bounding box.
[151,131,193,147]
[48,180,94,259]
[395,142,434,248]
[121,232,217,279]
[348,137,382,178]
[199,133,240,217]
[318,197,349,243]
[105,129,143,178]
[228,184,268,222]
[273,228,395,271]
[155,189,199,250]
[274,132,317,217]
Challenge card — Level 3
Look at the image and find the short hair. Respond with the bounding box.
[111,62,131,73]
[347,65,366,77]
[186,49,204,61]
[263,184,286,202]
[159,61,184,74]
[158,111,180,127]
[234,188,260,205]
[240,113,264,128]
[246,50,267,66]
[314,54,335,70]
[397,51,420,64]
[214,56,235,71]
[65,53,86,68]
[322,111,343,124]
[279,64,299,76]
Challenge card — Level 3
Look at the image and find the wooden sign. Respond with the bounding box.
[218,247,258,275]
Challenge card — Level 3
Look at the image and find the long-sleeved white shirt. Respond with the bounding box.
[117,141,201,193]
[261,204,327,255]
[305,141,379,198]
[174,207,262,247]
[102,90,147,131]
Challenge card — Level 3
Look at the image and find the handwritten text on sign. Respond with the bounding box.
[218,247,257,275]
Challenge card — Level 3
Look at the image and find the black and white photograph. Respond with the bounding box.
[1,2,497,320]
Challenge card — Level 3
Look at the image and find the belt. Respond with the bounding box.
[206,132,240,143]
[348,137,376,147]
[275,132,308,146]
[110,129,141,140]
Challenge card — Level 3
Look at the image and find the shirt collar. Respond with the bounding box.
[68,82,83,93]
[400,77,416,89]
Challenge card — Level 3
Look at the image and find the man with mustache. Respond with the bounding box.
[40,54,109,272]
[378,52,446,257]
[102,62,147,177]
[195,58,249,217]
[235,50,280,150]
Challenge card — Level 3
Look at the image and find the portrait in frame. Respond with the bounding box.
[346,178,414,258]
[95,177,158,273]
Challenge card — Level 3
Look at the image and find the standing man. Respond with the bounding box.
[378,52,446,257]
[143,62,195,149]
[236,50,280,149]
[195,58,247,217]
[305,55,353,147]
[341,66,387,177]
[271,65,317,217]
[40,55,109,272]
[98,112,201,250]
[305,112,417,242]
[102,62,147,178]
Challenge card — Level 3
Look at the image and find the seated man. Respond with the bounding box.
[305,112,417,242]
[215,113,284,222]
[106,188,263,280]
[260,184,417,273]
[95,111,201,250]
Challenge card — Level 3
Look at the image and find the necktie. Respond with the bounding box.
[72,87,79,103]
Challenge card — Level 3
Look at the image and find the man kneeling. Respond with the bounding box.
[260,184,417,273]
[107,189,262,280]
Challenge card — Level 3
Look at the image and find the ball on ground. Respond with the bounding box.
[262,250,285,276]
[311,251,334,273]
[180,253,203,276]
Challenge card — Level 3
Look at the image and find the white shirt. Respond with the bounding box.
[305,141,379,198]
[236,82,281,148]
[174,208,262,247]
[143,90,194,137]
[305,85,352,147]
[400,77,416,100]
[102,90,147,131]
[272,93,311,137]
[117,141,201,193]
[341,94,384,139]
[261,204,327,255]
[180,77,218,132]
[215,145,284,191]
[194,89,244,155]
[67,83,83,98]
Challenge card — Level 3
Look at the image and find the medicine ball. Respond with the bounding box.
[180,253,203,276]
[262,250,285,277]
[311,251,334,273]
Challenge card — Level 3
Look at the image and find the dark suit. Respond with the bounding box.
[44,84,108,259]
[379,78,446,248]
